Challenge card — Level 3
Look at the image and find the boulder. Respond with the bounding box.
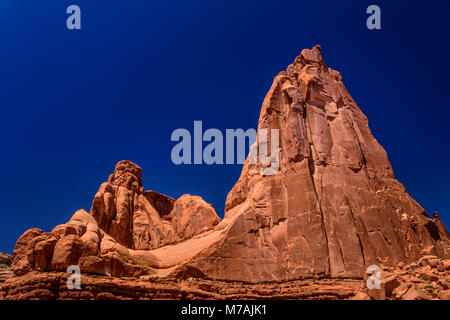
[350,292,371,300]
[438,290,450,300]
[169,194,220,240]
[383,275,401,298]
[50,235,84,271]
[420,266,439,281]
[392,283,411,300]
[402,287,431,300]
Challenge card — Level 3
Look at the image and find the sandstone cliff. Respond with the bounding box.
[187,45,450,282]
[6,46,450,288]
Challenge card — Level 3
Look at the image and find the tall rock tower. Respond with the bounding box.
[190,45,450,282]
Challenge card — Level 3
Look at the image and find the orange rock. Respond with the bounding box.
[402,287,431,300]
[439,290,450,300]
[50,235,84,271]
[350,292,371,300]
[188,45,450,282]
[383,275,400,298]
[7,46,450,289]
[11,228,43,275]
[392,283,411,300]
[418,255,438,267]
[420,266,439,281]
[78,256,106,274]
[443,260,450,271]
[169,194,220,240]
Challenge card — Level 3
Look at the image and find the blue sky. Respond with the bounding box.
[0,0,449,253]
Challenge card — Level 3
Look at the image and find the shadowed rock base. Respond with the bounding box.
[1,255,449,300]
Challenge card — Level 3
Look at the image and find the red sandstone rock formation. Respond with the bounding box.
[187,45,450,282]
[11,161,220,277]
[6,46,450,293]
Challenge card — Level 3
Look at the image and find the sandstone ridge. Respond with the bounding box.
[11,160,221,278]
[4,46,450,296]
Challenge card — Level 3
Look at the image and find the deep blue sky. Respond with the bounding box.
[0,0,449,253]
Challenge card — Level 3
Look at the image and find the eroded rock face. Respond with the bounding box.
[188,45,450,282]
[11,161,221,277]
[8,46,450,288]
